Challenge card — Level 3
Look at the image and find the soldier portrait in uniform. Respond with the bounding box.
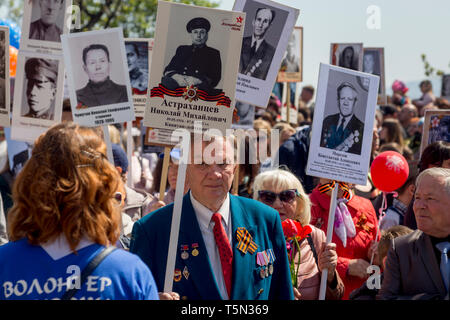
[239,7,276,81]
[29,0,65,42]
[320,81,365,155]
[21,57,59,120]
[125,41,149,94]
[76,43,129,108]
[161,17,222,95]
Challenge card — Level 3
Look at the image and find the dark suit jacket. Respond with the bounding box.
[320,113,364,155]
[76,78,128,108]
[130,192,294,300]
[29,19,62,42]
[378,230,448,300]
[163,45,221,90]
[239,36,275,80]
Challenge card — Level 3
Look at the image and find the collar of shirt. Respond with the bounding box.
[251,36,264,52]
[392,198,408,216]
[338,114,352,129]
[40,234,95,261]
[190,191,231,233]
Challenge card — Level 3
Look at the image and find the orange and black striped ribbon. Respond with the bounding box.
[318,181,351,200]
[236,227,258,254]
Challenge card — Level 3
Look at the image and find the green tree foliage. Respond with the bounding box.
[2,0,219,37]
[421,54,449,77]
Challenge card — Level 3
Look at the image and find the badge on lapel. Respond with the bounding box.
[174,269,182,282]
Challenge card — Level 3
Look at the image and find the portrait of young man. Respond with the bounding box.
[161,17,222,95]
[239,7,276,80]
[29,0,65,42]
[22,57,58,120]
[76,43,128,108]
[320,81,365,155]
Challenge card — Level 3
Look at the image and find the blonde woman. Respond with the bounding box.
[253,169,344,300]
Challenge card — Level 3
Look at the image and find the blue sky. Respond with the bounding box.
[218,0,450,98]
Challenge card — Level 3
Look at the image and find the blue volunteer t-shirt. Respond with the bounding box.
[0,238,159,300]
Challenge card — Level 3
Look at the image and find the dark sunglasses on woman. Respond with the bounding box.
[258,189,300,205]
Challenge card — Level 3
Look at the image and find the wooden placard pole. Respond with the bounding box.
[126,121,133,188]
[231,134,241,195]
[286,83,290,124]
[318,183,339,300]
[102,126,114,164]
[163,132,190,293]
[159,146,171,201]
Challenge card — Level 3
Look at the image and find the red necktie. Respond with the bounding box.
[211,213,233,298]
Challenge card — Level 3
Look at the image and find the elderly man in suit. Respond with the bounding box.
[320,82,365,155]
[239,8,276,80]
[378,167,450,300]
[29,0,64,42]
[130,134,293,300]
[161,17,222,95]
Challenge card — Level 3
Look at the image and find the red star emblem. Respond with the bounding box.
[431,116,440,128]
[236,16,243,24]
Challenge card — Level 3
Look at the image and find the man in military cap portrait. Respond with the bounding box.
[22,57,59,120]
[76,43,128,108]
[239,8,276,81]
[29,0,65,42]
[161,17,222,95]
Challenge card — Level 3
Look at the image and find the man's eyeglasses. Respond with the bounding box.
[258,189,300,205]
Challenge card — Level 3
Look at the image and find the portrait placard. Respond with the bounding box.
[0,26,10,127]
[4,128,32,177]
[144,1,245,134]
[420,109,450,156]
[363,47,386,104]
[231,101,255,129]
[280,83,297,125]
[62,28,135,127]
[277,26,302,83]
[11,51,65,143]
[330,43,363,71]
[125,38,153,117]
[234,0,299,108]
[144,126,180,148]
[441,74,450,100]
[20,0,73,54]
[306,63,379,186]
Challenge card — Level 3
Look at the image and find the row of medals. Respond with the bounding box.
[260,263,274,279]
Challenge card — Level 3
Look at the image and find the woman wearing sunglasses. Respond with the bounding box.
[253,169,344,300]
[0,122,159,300]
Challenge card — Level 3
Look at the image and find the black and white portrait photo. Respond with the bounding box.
[239,1,289,81]
[125,40,149,94]
[21,57,59,120]
[20,0,72,54]
[11,51,65,142]
[330,43,363,71]
[277,26,302,82]
[306,64,379,186]
[363,48,385,96]
[145,1,244,133]
[161,17,222,95]
[29,0,66,42]
[62,28,135,127]
[232,101,255,129]
[441,74,450,99]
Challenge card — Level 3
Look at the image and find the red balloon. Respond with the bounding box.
[370,151,409,192]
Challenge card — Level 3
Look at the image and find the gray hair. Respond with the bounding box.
[253,169,311,226]
[416,167,450,195]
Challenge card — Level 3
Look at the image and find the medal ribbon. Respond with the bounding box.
[150,83,232,107]
[318,181,351,200]
[236,227,258,254]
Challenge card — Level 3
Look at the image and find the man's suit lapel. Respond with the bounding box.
[229,195,258,299]
[178,194,222,299]
[416,232,447,294]
[243,40,267,75]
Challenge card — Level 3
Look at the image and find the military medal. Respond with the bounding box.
[267,249,276,275]
[183,266,190,280]
[262,250,270,277]
[173,269,182,282]
[191,243,199,256]
[180,245,189,260]
[256,252,265,278]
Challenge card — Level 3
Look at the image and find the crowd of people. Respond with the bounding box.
[0,78,449,301]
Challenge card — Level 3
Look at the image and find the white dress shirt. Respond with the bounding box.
[190,192,232,300]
